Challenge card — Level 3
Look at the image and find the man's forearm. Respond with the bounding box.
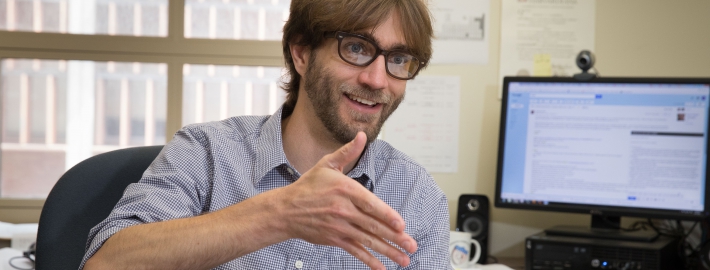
[83,190,288,270]
[84,133,415,269]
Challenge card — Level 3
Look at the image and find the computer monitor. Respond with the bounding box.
[495,76,710,240]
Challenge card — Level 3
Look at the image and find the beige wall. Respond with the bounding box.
[424,0,710,258]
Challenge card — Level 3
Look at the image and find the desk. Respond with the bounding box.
[497,257,525,270]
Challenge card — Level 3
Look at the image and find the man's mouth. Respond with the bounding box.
[345,93,377,107]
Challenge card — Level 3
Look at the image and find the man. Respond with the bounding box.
[82,0,450,269]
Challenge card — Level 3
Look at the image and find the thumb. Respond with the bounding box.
[321,132,367,172]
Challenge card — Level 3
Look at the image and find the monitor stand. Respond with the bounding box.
[544,215,658,242]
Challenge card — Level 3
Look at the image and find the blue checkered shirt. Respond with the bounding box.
[81,106,451,269]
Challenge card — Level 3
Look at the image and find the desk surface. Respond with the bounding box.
[497,257,525,270]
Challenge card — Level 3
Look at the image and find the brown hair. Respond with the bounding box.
[281,0,434,110]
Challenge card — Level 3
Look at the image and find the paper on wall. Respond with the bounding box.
[430,0,490,65]
[499,0,596,93]
[382,76,460,173]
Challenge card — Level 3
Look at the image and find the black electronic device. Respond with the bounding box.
[700,240,710,270]
[495,76,710,240]
[456,194,490,264]
[526,232,680,270]
[573,50,597,81]
[24,242,35,262]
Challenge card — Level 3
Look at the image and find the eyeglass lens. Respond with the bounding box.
[338,34,420,79]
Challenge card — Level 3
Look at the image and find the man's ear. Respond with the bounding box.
[290,43,310,77]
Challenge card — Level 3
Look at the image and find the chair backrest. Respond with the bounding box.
[35,145,163,270]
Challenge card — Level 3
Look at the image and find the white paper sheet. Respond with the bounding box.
[0,222,37,240]
[430,0,490,65]
[499,0,596,88]
[383,76,460,173]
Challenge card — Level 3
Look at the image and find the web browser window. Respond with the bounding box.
[500,82,710,212]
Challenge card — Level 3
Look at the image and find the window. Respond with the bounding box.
[1,59,69,198]
[1,59,167,198]
[0,0,286,220]
[0,0,168,36]
[184,0,289,40]
[182,64,284,126]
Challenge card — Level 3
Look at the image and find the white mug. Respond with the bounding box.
[449,231,481,268]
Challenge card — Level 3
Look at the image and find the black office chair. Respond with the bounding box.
[35,145,163,270]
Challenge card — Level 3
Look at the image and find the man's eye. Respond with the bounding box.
[390,54,410,65]
[346,43,366,54]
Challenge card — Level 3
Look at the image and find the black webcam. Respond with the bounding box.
[576,50,595,73]
[573,50,597,81]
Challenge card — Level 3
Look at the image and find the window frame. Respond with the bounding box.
[0,0,285,223]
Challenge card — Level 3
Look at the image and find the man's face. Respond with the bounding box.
[302,13,408,144]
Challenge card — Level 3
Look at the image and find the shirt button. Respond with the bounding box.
[294,260,304,269]
[286,167,295,175]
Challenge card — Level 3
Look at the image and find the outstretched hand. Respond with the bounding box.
[278,132,417,269]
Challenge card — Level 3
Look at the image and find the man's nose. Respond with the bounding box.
[357,55,388,90]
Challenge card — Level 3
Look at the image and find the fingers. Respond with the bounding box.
[321,132,367,172]
[340,238,384,270]
[296,131,418,267]
[349,207,417,254]
[346,185,416,253]
[338,222,412,267]
[337,182,417,260]
[339,238,392,270]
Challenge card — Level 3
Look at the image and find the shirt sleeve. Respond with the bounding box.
[79,126,213,269]
[403,178,453,270]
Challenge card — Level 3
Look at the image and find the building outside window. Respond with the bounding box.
[0,0,289,218]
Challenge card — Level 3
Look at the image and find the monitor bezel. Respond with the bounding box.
[494,76,710,221]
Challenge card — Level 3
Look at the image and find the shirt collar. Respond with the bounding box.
[345,140,377,185]
[253,105,378,186]
[253,106,290,185]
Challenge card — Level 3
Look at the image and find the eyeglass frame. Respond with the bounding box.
[324,31,426,80]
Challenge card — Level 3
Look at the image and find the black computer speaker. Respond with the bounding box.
[456,194,489,264]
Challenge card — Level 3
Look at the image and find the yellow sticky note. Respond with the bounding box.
[533,54,552,76]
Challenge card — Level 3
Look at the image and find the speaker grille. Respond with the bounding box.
[461,215,486,238]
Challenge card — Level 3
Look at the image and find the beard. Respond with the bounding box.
[302,54,404,145]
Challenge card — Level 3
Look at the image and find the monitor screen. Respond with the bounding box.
[495,77,710,220]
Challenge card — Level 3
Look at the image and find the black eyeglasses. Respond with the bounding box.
[325,31,424,80]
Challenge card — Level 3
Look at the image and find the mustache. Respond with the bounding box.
[338,83,393,104]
